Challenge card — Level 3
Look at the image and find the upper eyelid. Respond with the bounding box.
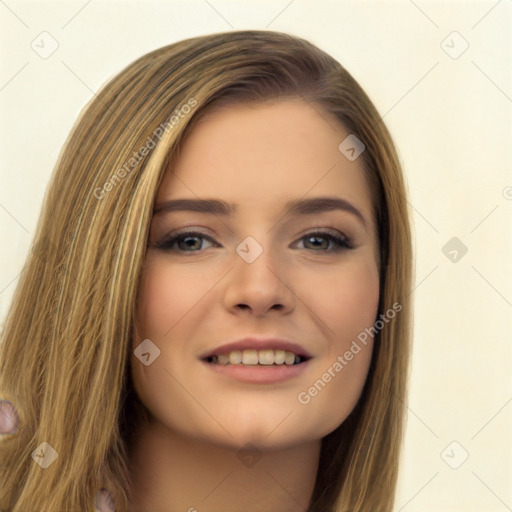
[150,211,364,241]
[161,226,350,240]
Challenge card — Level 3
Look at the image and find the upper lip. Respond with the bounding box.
[199,337,313,360]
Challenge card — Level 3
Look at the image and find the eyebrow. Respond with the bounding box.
[153,196,367,228]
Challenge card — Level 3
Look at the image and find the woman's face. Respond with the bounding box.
[132,99,380,450]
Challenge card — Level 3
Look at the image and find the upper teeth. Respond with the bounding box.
[212,349,301,365]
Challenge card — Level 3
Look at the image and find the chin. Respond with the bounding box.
[209,429,308,452]
[204,415,322,452]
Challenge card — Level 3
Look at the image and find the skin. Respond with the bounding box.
[128,99,380,512]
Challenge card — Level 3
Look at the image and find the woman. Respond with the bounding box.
[0,29,413,511]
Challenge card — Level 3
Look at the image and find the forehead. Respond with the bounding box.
[157,100,374,225]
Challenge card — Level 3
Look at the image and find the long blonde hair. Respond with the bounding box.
[0,30,413,511]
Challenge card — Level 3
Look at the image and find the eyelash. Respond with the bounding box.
[154,229,354,254]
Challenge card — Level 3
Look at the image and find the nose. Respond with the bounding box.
[223,239,296,317]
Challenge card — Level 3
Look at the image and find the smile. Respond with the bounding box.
[203,349,309,366]
[201,349,312,384]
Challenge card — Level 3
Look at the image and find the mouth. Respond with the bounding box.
[199,337,313,383]
[202,349,311,366]
[201,349,312,384]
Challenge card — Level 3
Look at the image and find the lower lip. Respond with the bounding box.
[201,359,311,384]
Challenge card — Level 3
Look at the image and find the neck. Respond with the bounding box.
[127,419,321,512]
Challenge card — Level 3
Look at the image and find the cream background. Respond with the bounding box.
[1,1,511,510]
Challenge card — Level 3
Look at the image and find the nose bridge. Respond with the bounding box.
[224,233,294,314]
[234,233,282,283]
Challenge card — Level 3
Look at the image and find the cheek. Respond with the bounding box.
[311,258,380,344]
[134,261,205,340]
[294,259,379,435]
[130,262,206,437]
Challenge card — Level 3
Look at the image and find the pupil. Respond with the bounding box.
[181,236,200,250]
[308,236,325,249]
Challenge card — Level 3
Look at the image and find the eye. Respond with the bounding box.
[153,228,353,254]
[296,230,353,252]
[154,230,217,252]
